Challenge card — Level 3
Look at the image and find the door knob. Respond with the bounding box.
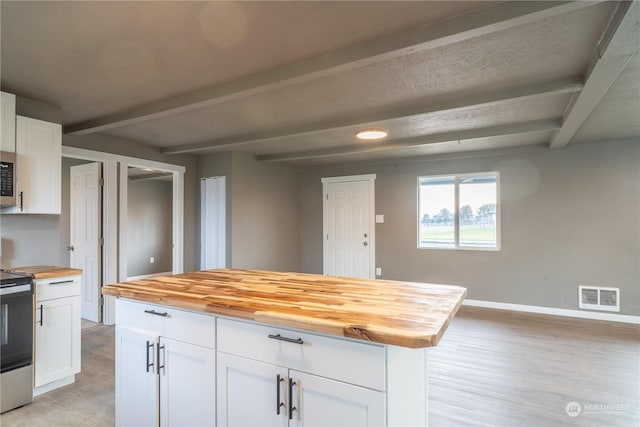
[66,245,75,251]
[363,241,368,246]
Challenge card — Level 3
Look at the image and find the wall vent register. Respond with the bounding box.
[579,286,620,312]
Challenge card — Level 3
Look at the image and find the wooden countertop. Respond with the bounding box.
[9,265,83,279]
[103,268,466,348]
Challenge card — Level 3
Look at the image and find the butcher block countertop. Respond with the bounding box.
[104,269,466,348]
[8,265,83,279]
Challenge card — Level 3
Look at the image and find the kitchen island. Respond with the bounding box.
[103,268,466,426]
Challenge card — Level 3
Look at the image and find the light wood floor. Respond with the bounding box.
[429,306,639,426]
[1,307,637,426]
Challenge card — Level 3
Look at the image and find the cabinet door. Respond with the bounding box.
[217,352,288,427]
[1,91,16,152]
[116,327,159,427]
[290,370,385,427]
[159,337,215,427]
[14,116,61,213]
[34,296,81,387]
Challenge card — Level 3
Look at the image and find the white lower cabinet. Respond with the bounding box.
[34,275,81,395]
[115,300,429,426]
[217,353,288,426]
[217,353,385,426]
[216,318,386,427]
[115,299,216,427]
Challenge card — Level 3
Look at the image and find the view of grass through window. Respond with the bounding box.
[418,173,498,249]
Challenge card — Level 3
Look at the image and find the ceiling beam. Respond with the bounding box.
[258,119,561,163]
[162,78,583,155]
[549,1,638,149]
[64,1,597,136]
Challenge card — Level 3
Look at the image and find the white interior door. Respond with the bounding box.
[70,162,102,322]
[201,177,227,270]
[323,175,375,279]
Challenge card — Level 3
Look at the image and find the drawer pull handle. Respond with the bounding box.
[144,309,168,317]
[276,374,285,415]
[268,334,304,345]
[50,280,74,286]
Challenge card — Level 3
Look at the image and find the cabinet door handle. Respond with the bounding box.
[38,304,43,326]
[144,309,168,317]
[268,334,304,345]
[276,374,285,415]
[157,343,165,375]
[146,340,154,373]
[19,191,23,212]
[50,280,74,286]
[288,377,297,420]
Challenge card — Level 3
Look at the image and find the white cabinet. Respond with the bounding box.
[1,91,16,152]
[217,353,288,426]
[216,318,386,426]
[115,299,216,427]
[115,299,430,426]
[3,116,61,214]
[34,275,81,395]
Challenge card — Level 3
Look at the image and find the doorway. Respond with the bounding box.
[125,167,173,280]
[322,174,376,279]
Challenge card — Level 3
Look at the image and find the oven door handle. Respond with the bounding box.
[0,285,32,295]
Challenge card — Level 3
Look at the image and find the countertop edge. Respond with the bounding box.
[102,280,467,349]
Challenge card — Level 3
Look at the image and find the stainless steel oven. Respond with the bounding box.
[0,271,34,413]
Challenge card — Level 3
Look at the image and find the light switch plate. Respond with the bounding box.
[375,215,384,223]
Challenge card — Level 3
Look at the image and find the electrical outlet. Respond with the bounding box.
[150,257,155,264]
[376,267,382,276]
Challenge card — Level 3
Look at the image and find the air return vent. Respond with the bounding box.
[579,286,620,312]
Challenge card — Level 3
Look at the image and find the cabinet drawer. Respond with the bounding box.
[217,318,386,391]
[36,275,80,301]
[116,299,215,349]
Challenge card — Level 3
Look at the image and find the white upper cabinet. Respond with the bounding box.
[3,116,61,214]
[0,91,16,153]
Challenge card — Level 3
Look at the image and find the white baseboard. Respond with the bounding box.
[463,299,640,324]
[126,271,173,281]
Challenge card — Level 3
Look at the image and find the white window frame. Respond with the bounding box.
[417,171,500,251]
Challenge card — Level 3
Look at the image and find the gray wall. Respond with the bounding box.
[127,178,173,277]
[231,152,299,271]
[0,214,62,268]
[299,140,640,316]
[198,152,300,272]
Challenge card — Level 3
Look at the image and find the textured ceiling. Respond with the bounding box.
[1,1,638,166]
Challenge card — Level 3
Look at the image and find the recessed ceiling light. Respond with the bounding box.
[356,129,387,140]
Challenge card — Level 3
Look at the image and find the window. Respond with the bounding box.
[418,172,499,250]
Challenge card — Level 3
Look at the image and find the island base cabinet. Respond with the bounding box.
[160,337,215,426]
[114,299,216,427]
[217,352,385,427]
[292,371,385,426]
[217,353,288,427]
[115,327,159,427]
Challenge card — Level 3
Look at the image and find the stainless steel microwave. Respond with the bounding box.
[0,151,16,207]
